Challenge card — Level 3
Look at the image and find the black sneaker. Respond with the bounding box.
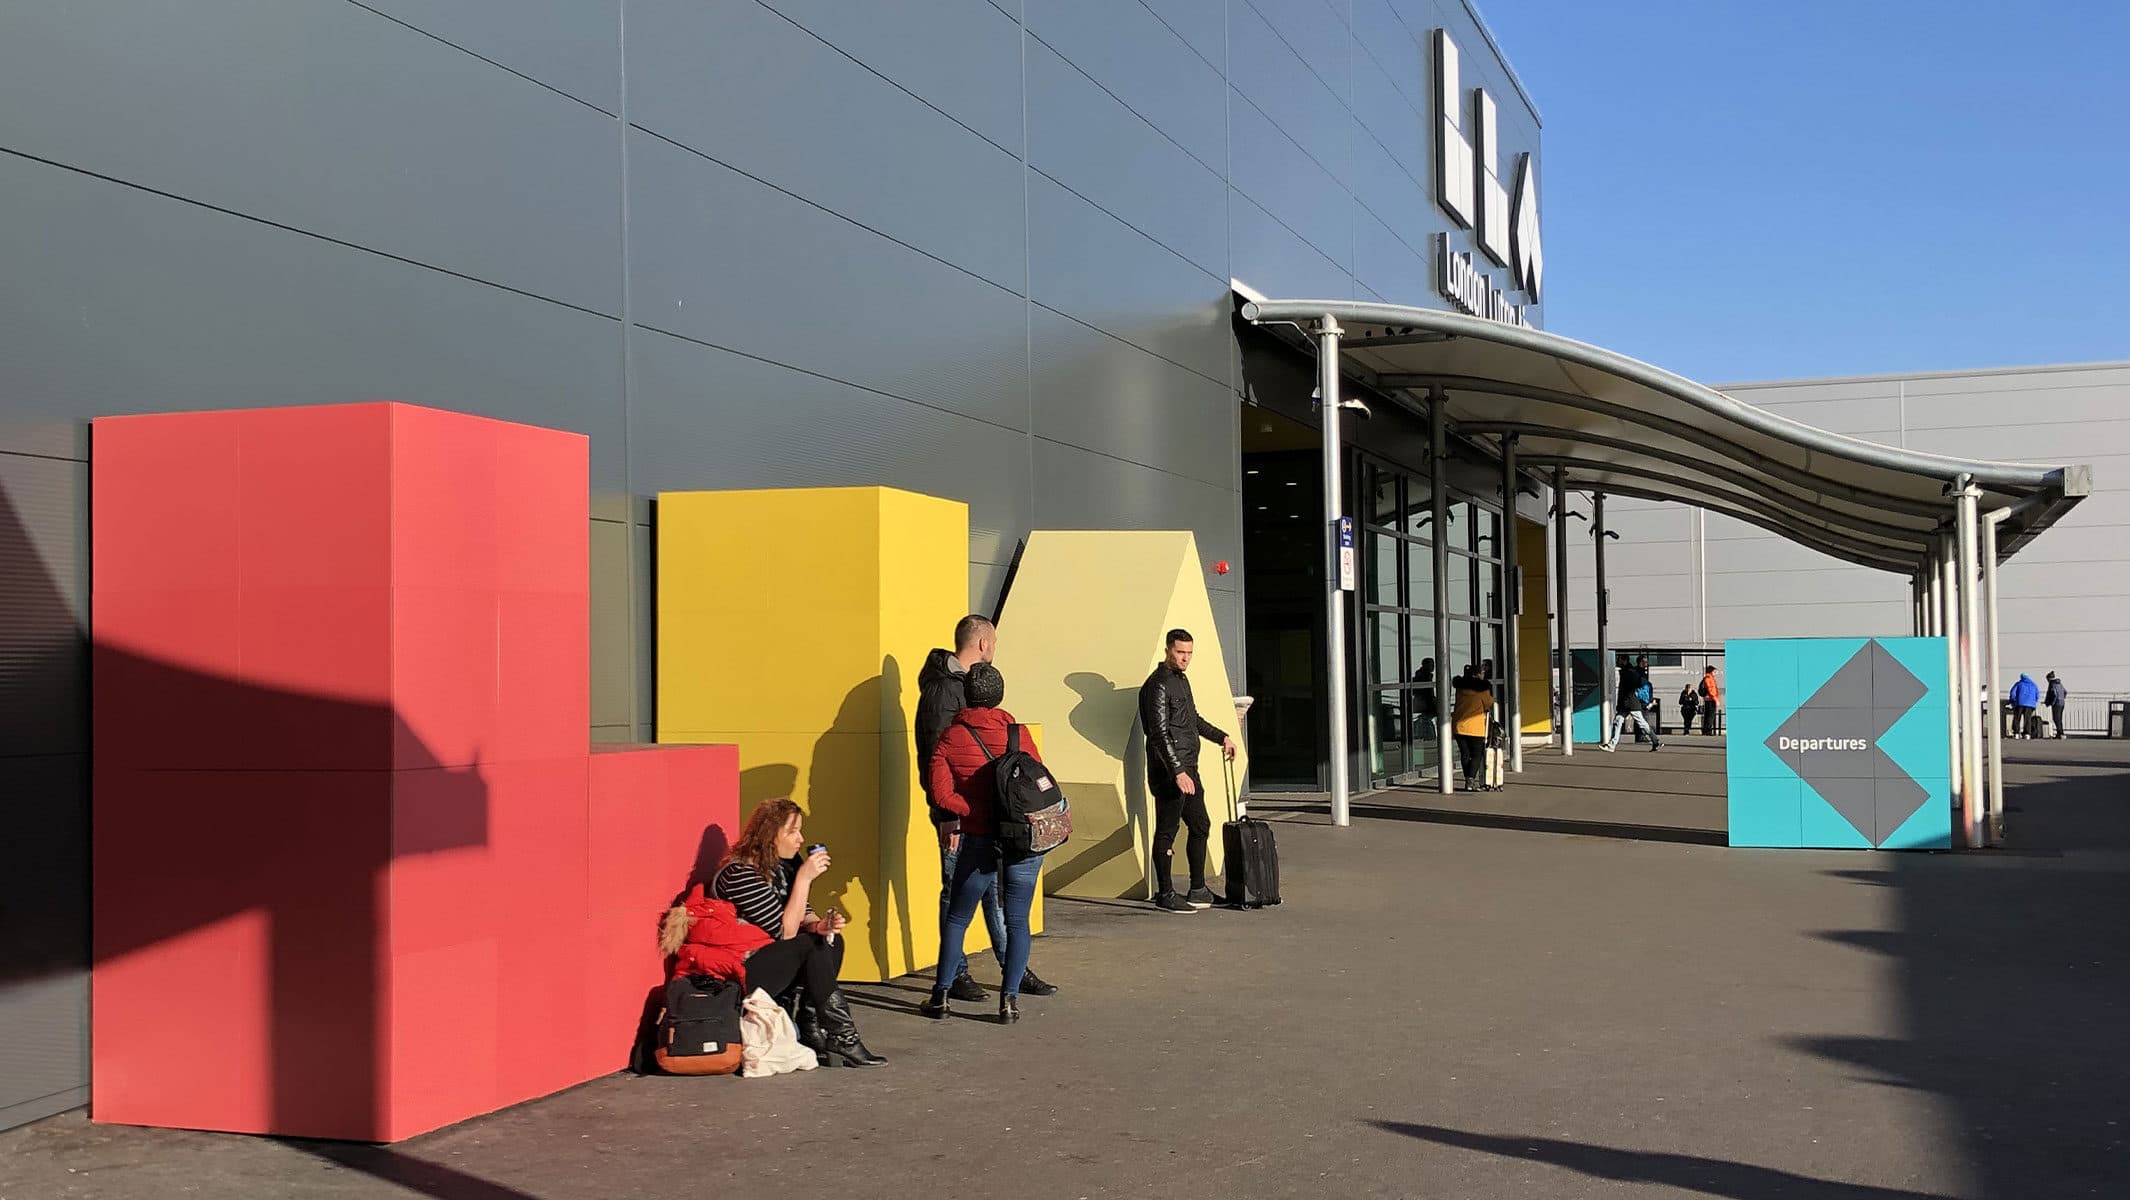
[1152,892,1197,914]
[948,971,987,1002]
[1017,967,1059,997]
[1184,887,1218,909]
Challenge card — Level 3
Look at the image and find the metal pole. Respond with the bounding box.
[1593,493,1611,745]
[1955,478,1984,850]
[1983,509,2008,845]
[1432,389,1454,794]
[1553,467,1573,757]
[1940,533,1963,842]
[1502,436,1524,773]
[1924,550,1941,637]
[1318,318,1351,828]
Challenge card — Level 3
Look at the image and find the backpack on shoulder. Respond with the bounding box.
[960,722,1072,857]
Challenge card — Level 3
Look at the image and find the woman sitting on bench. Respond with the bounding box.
[712,798,886,1067]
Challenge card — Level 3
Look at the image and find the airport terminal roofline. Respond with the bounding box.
[1239,297,2092,572]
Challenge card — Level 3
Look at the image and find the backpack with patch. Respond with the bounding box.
[959,721,1072,858]
[653,974,744,1076]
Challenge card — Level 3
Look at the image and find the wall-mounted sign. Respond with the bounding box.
[1432,29,1542,324]
[1336,516,1356,591]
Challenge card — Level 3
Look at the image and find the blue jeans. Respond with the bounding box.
[936,835,1042,997]
[940,837,1006,969]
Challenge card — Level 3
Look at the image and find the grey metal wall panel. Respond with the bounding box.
[1351,42,1428,188]
[1241,0,1351,108]
[1139,0,1227,71]
[1027,175,1230,383]
[1228,98,1351,272]
[759,0,1024,155]
[1349,118,1431,253]
[627,0,1025,293]
[0,0,625,317]
[626,131,1028,430]
[1025,39,1227,275]
[1025,0,1226,171]
[0,754,88,1126]
[357,0,624,113]
[1353,204,1433,309]
[0,455,86,759]
[1354,0,1426,114]
[627,330,1033,564]
[0,155,630,492]
[1031,438,1241,571]
[591,519,632,730]
[1029,307,1235,488]
[1227,2,1349,181]
[1230,189,1355,302]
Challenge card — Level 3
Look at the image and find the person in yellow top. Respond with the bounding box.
[1451,664,1496,793]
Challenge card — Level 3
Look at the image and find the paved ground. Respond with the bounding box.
[8,738,2130,1199]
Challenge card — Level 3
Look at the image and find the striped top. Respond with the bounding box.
[711,858,794,935]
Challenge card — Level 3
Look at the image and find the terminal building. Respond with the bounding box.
[0,1,2094,1134]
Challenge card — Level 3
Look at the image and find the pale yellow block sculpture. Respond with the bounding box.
[992,531,1250,900]
[656,486,1040,982]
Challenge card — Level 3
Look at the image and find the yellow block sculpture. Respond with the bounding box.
[656,486,1039,982]
[992,531,1250,900]
[1516,515,1554,737]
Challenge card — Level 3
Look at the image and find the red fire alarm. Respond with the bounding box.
[1212,560,1230,575]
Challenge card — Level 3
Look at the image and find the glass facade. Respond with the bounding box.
[1359,458,1507,789]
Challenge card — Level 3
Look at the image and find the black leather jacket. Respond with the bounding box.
[1139,663,1227,777]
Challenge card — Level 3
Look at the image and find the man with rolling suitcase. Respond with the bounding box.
[1139,628,1238,914]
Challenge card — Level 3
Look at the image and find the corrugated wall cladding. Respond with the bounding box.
[0,0,1536,1124]
[1570,364,2130,697]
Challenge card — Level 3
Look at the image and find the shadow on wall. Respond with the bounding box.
[1041,672,1150,899]
[0,487,547,1196]
[798,659,917,977]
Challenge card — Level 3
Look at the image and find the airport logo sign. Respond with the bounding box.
[1433,29,1541,324]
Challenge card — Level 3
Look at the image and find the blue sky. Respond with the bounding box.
[1479,1,2130,382]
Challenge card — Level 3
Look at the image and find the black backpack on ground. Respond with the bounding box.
[958,722,1072,858]
[648,975,744,1076]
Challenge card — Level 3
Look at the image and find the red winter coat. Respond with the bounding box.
[662,884,772,983]
[926,706,1041,836]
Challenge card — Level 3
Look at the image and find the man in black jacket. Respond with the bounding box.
[1140,628,1239,913]
[915,614,1055,998]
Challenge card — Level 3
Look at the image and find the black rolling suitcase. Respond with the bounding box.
[1220,758,1281,908]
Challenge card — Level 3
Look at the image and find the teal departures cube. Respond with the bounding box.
[1724,637,1950,850]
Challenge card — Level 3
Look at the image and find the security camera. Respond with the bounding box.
[1338,397,1373,420]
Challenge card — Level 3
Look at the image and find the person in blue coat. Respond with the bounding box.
[2010,674,2042,738]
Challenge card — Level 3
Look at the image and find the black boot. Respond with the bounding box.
[816,991,886,1067]
[919,986,950,1020]
[998,994,1019,1025]
[1016,966,1058,997]
[948,970,987,1002]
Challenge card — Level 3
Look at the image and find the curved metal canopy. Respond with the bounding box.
[1240,298,2090,572]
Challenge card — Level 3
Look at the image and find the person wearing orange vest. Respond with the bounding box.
[1697,665,1723,735]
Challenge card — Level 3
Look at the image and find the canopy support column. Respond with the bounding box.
[1956,477,1984,850]
[1553,467,1573,757]
[1317,316,1351,828]
[1502,436,1524,773]
[1983,508,2009,845]
[1940,532,1964,842]
[1433,388,1455,794]
[1594,493,1611,744]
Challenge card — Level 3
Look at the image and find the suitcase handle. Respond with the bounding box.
[1225,754,1242,819]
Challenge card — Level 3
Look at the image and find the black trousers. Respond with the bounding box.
[1151,766,1211,895]
[1455,734,1486,785]
[2051,703,2067,737]
[743,933,844,1017]
[1701,705,1719,735]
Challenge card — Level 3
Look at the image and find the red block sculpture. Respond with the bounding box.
[91,402,736,1142]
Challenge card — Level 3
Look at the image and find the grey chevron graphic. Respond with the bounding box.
[1764,641,1928,845]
